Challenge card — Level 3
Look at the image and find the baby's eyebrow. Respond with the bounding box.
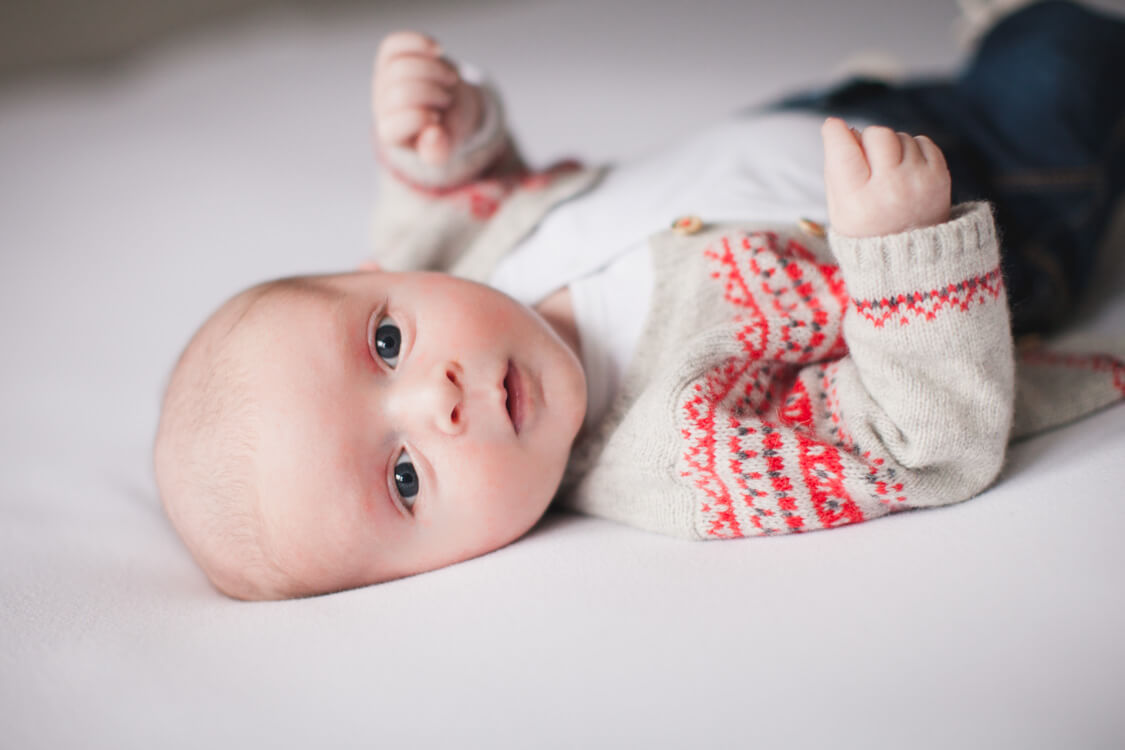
[284,275,349,301]
[313,287,372,370]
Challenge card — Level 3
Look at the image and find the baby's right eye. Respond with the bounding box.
[372,316,402,369]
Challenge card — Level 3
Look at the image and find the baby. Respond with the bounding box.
[155,1,1125,599]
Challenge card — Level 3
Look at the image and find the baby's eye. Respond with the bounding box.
[393,450,420,509]
[372,316,402,369]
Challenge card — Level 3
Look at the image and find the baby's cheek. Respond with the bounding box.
[452,444,510,495]
[471,484,548,548]
[457,449,545,508]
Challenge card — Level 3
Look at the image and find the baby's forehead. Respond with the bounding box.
[206,271,400,384]
[222,275,377,387]
[249,276,345,312]
[228,276,348,335]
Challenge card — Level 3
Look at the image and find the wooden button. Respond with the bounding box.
[798,218,826,238]
[671,215,703,235]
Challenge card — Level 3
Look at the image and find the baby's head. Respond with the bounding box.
[155,270,587,599]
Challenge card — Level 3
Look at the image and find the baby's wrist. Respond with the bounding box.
[833,213,950,240]
[831,196,951,239]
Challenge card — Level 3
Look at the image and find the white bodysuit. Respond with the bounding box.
[489,111,837,427]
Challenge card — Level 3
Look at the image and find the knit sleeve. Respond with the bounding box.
[823,202,1013,507]
[668,202,1014,539]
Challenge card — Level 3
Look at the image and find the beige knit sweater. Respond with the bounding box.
[373,112,1125,540]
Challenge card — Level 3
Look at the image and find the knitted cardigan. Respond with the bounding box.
[373,112,1125,540]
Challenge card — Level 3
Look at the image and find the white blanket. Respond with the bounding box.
[2,0,1123,747]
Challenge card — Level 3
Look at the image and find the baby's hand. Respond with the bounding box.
[373,31,482,166]
[821,117,951,238]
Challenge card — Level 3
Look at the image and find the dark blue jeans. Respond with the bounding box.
[778,1,1125,334]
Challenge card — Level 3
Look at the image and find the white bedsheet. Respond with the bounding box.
[2,1,1124,747]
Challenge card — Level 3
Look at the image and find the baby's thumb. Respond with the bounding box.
[822,117,869,187]
[416,124,451,166]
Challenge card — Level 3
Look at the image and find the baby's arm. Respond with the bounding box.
[820,117,1014,506]
[369,31,528,270]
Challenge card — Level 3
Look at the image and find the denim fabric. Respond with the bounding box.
[778,1,1125,334]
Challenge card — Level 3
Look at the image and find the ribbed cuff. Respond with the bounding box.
[828,202,1000,298]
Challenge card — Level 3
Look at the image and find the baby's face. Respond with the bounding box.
[244,270,586,594]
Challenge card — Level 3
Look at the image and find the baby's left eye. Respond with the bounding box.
[393,450,420,509]
[372,316,402,368]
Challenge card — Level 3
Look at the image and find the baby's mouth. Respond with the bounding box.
[504,360,523,435]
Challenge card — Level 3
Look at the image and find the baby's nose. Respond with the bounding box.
[408,362,465,436]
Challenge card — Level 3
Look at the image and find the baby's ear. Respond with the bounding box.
[357,260,383,272]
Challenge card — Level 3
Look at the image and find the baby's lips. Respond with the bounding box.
[502,360,523,435]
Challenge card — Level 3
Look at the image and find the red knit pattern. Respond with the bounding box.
[852,266,1004,327]
[679,231,957,538]
[453,159,582,219]
[380,141,581,220]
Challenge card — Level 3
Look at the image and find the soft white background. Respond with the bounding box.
[2,1,1124,747]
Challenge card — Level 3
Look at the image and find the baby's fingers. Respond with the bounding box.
[862,126,904,170]
[376,108,439,147]
[416,124,452,165]
[376,54,458,95]
[915,134,948,171]
[379,79,453,111]
[376,31,441,70]
[898,131,927,165]
[822,117,870,187]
